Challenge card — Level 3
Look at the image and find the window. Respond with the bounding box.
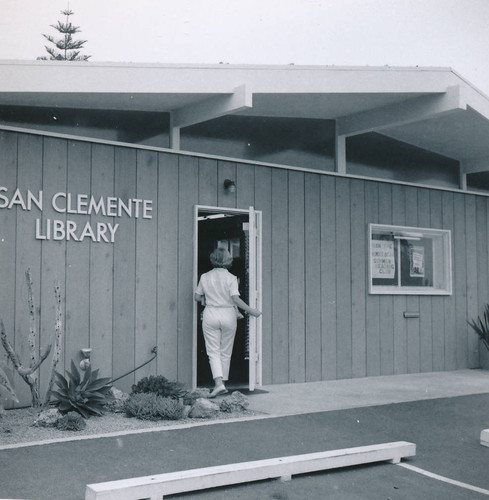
[369,224,452,295]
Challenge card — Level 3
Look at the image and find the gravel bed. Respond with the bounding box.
[0,406,263,447]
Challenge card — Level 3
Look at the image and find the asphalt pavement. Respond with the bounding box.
[1,369,489,500]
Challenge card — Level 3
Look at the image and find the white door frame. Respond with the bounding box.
[193,204,263,390]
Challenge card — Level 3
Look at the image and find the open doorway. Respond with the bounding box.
[194,206,262,391]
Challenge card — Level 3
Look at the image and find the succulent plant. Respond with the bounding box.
[468,304,489,352]
[50,360,113,418]
[131,375,186,399]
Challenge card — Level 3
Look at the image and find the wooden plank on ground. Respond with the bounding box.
[481,429,489,447]
[85,441,416,500]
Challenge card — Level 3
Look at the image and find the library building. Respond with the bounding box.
[1,61,489,406]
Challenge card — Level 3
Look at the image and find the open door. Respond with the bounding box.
[247,206,262,391]
[193,206,262,391]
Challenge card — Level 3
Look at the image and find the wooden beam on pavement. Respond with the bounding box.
[85,441,416,500]
[481,429,489,447]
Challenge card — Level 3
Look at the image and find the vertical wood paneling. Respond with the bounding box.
[430,190,445,371]
[418,189,433,372]
[0,132,18,347]
[90,144,115,377]
[364,181,380,376]
[14,134,43,404]
[135,150,158,380]
[112,147,137,391]
[378,183,394,375]
[157,153,180,381]
[288,171,305,382]
[198,157,218,207]
[453,193,468,368]
[65,141,91,373]
[305,173,321,381]
[442,191,456,370]
[476,197,488,364]
[270,169,289,382]
[350,180,366,378]
[392,185,407,374]
[254,167,272,384]
[320,176,337,379]
[465,195,479,367]
[177,155,199,385]
[39,137,67,394]
[405,186,420,373]
[5,129,489,404]
[236,163,255,208]
[336,178,352,379]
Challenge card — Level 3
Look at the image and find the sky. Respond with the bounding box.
[1,0,489,94]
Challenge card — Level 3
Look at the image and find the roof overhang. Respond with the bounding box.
[2,60,489,174]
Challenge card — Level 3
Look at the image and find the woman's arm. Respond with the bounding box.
[231,295,261,317]
[194,293,205,305]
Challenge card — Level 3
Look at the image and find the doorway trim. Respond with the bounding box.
[193,204,263,390]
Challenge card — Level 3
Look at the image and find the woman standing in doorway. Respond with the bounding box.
[194,247,261,398]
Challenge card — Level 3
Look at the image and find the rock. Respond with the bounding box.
[188,398,220,419]
[34,408,61,427]
[219,391,249,413]
[183,388,211,405]
[105,387,129,413]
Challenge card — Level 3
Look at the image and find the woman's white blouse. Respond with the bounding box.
[195,268,240,307]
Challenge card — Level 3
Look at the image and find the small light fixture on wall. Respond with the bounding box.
[224,179,236,193]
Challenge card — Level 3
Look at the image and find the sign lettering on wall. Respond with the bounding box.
[0,187,153,243]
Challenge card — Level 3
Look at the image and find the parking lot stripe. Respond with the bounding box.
[398,463,489,496]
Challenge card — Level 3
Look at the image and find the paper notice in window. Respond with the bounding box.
[371,240,395,279]
[410,245,425,277]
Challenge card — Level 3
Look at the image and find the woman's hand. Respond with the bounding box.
[248,308,262,318]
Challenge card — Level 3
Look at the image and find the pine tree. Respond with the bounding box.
[38,9,91,61]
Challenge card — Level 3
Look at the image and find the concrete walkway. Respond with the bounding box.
[250,369,489,417]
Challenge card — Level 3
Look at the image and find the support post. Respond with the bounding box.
[335,132,346,174]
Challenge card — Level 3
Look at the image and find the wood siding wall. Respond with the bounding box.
[0,130,486,404]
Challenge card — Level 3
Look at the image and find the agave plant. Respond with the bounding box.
[50,360,113,418]
[467,304,489,352]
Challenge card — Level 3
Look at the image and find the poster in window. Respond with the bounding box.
[371,240,395,279]
[410,245,425,277]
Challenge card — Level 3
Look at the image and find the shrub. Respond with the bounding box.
[131,375,186,399]
[124,393,184,421]
[56,411,86,431]
[468,304,489,352]
[50,360,113,418]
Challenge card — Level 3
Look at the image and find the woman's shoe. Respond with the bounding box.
[209,385,228,398]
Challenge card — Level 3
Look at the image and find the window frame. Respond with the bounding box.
[368,223,452,295]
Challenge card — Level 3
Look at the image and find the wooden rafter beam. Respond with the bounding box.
[337,85,466,137]
[171,84,252,130]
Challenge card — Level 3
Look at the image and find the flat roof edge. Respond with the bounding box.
[0,59,454,73]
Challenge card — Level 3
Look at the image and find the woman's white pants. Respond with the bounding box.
[202,307,237,380]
